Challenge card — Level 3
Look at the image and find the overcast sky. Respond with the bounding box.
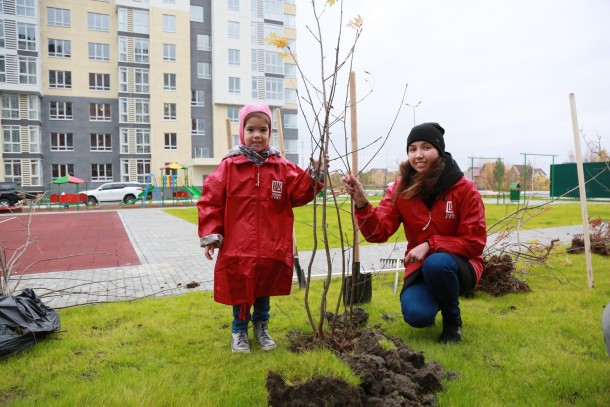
[295,0,610,175]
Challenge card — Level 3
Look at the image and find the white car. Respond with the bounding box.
[84,182,143,205]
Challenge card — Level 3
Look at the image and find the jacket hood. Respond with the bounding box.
[239,104,273,146]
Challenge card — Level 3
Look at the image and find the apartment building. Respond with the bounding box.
[0,0,299,192]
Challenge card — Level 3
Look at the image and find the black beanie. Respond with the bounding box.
[407,122,445,155]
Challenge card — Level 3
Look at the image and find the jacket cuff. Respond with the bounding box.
[200,234,224,248]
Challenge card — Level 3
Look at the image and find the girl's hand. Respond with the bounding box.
[310,154,330,172]
[342,175,368,208]
[404,241,430,264]
[204,243,217,260]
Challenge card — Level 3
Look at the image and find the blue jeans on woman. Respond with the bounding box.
[400,253,461,328]
[232,296,270,333]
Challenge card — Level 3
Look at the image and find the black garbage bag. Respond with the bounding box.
[0,288,61,360]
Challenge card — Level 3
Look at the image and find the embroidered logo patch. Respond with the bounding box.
[445,201,455,219]
[272,180,283,200]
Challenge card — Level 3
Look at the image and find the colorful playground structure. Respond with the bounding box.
[137,162,202,207]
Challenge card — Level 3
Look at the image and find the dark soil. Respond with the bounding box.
[477,254,530,296]
[568,218,610,256]
[267,309,456,406]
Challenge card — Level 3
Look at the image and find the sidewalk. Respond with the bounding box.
[11,208,582,309]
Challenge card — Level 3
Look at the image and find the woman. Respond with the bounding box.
[343,122,486,343]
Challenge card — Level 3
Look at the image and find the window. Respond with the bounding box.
[17,23,36,51]
[133,10,149,34]
[17,0,36,17]
[88,43,110,61]
[135,129,150,153]
[118,8,127,31]
[163,103,176,120]
[164,133,177,150]
[197,62,211,79]
[118,37,127,62]
[134,68,149,93]
[3,126,21,153]
[29,126,41,153]
[27,95,39,120]
[119,68,128,92]
[164,73,176,91]
[264,23,283,40]
[0,20,4,48]
[284,14,295,28]
[162,14,176,32]
[285,88,297,104]
[90,103,111,121]
[52,164,74,179]
[228,106,239,122]
[4,160,22,184]
[251,49,258,71]
[228,21,240,38]
[136,160,151,183]
[229,77,241,94]
[87,12,109,32]
[19,57,36,84]
[89,73,110,91]
[119,98,128,122]
[252,76,260,98]
[264,0,283,21]
[90,133,112,151]
[192,119,205,135]
[48,39,71,58]
[250,22,257,44]
[163,43,176,61]
[0,56,4,83]
[190,6,204,22]
[197,34,210,51]
[228,49,240,66]
[49,101,73,120]
[49,70,72,89]
[228,0,239,11]
[135,99,150,123]
[48,7,70,27]
[29,159,42,186]
[285,63,296,78]
[134,38,149,63]
[265,77,283,100]
[50,132,73,151]
[191,90,204,106]
[91,164,113,181]
[2,94,19,119]
[120,128,129,153]
[265,51,284,74]
[284,113,297,128]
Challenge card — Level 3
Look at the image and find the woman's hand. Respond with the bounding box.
[342,175,368,208]
[204,243,217,260]
[404,241,430,264]
[310,154,330,172]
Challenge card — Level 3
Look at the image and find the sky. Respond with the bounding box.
[294,0,610,175]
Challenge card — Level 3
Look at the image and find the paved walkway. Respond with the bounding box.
[9,207,583,309]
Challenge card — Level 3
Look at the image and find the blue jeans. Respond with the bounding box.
[400,253,461,328]
[232,296,270,333]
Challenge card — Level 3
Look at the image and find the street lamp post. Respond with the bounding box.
[405,101,422,127]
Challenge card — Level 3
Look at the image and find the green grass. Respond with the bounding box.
[1,252,609,405]
[166,201,610,251]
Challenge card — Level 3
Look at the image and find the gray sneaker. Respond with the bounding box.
[253,320,276,351]
[231,332,250,353]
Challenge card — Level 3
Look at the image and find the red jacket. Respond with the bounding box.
[198,154,321,306]
[355,176,486,283]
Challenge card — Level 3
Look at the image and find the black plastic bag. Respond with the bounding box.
[0,288,61,360]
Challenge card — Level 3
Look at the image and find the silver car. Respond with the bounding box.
[83,182,143,205]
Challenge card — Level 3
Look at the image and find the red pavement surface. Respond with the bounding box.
[0,211,141,275]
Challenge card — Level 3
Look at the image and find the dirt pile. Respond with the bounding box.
[568,218,610,256]
[477,254,530,296]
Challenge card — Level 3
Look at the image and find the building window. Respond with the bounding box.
[163,43,176,61]
[119,68,128,93]
[89,73,110,91]
[0,21,4,48]
[48,39,71,58]
[136,160,151,183]
[119,98,128,122]
[2,126,21,153]
[19,56,37,84]
[29,126,41,153]
[118,8,127,31]
[49,70,72,89]
[120,128,129,153]
[284,113,297,128]
[27,95,39,120]
[135,129,150,153]
[197,34,210,51]
[229,77,241,94]
[48,7,70,27]
[164,73,176,91]
[91,164,113,181]
[163,103,176,120]
[134,38,150,63]
[284,14,295,28]
[29,159,42,186]
[49,101,73,120]
[2,94,19,119]
[17,23,36,51]
[90,103,111,121]
[50,132,73,151]
[197,62,211,79]
[264,24,283,40]
[228,106,239,123]
[265,51,284,74]
[162,14,176,32]
[52,164,74,179]
[228,21,240,39]
[87,12,109,32]
[228,0,239,11]
[264,0,283,21]
[4,159,22,184]
[190,6,204,22]
[135,99,150,123]
[191,90,204,106]
[252,76,260,98]
[228,49,240,66]
[118,37,128,62]
[134,68,149,93]
[192,119,205,136]
[133,9,149,34]
[265,77,283,100]
[251,49,258,71]
[120,159,129,181]
[285,88,297,104]
[88,43,110,61]
[0,56,4,83]
[164,133,177,150]
[285,63,296,78]
[17,0,36,17]
[90,133,112,151]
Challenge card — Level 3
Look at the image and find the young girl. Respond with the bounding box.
[198,104,326,353]
[343,122,486,343]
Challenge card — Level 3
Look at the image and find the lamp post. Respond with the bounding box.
[405,101,422,127]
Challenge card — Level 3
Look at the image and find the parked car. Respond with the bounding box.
[83,182,143,205]
[0,182,26,208]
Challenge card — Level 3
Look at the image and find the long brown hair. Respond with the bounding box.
[393,156,445,203]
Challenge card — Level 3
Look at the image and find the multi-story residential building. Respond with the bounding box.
[0,0,298,194]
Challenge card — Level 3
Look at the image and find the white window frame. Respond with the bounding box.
[163,103,177,120]
[134,38,150,63]
[89,103,111,121]
[118,8,127,31]
[228,107,239,123]
[91,163,113,181]
[162,14,176,33]
[133,9,149,34]
[0,56,5,83]
[164,132,177,150]
[265,51,284,74]
[190,5,204,22]
[119,98,128,122]
[49,101,73,120]
[134,99,150,123]
[89,73,110,91]
[2,125,21,152]
[228,21,240,39]
[120,128,129,153]
[134,68,149,93]
[197,62,211,79]
[90,133,112,152]
[17,22,36,51]
[30,159,42,186]
[50,132,73,151]
[29,126,41,153]
[48,38,71,58]
[17,0,36,17]
[119,68,128,93]
[0,20,4,48]
[52,164,74,179]
[4,159,22,184]
[135,129,150,153]
[87,12,109,32]
[192,119,205,136]
[48,7,70,27]
[263,0,283,21]
[228,0,239,11]
[191,90,204,106]
[284,113,297,128]
[197,34,210,51]
[88,42,110,61]
[285,88,297,104]
[163,43,176,61]
[136,159,151,183]
[27,95,39,120]
[49,70,72,89]
[2,94,19,119]
[19,56,37,84]
[265,77,283,100]
[164,73,176,91]
[228,48,240,66]
[118,37,128,62]
[229,77,241,94]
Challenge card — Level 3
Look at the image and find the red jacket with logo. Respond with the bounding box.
[355,176,486,283]
[197,154,321,306]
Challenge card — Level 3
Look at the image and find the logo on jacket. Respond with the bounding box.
[272,180,283,200]
[445,201,455,219]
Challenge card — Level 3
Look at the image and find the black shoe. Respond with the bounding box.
[438,315,462,344]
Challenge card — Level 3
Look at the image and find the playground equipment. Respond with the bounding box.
[138,173,162,207]
[135,163,202,207]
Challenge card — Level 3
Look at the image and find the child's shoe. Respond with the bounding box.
[231,332,250,353]
[253,320,276,351]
